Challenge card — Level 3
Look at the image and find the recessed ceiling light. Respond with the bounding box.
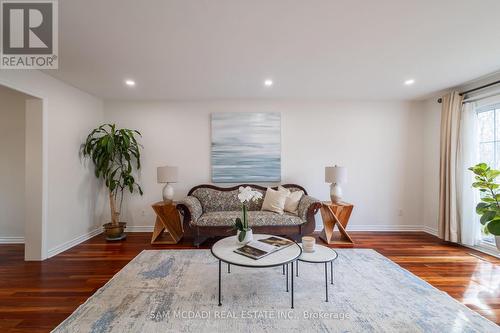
[264,79,273,87]
[125,79,136,87]
[404,79,415,86]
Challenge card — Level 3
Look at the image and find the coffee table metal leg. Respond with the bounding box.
[330,261,334,285]
[218,260,222,306]
[228,263,230,274]
[291,261,294,309]
[282,264,285,275]
[296,260,299,277]
[324,262,328,302]
[286,264,289,292]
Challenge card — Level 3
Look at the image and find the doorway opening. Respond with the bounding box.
[0,84,46,260]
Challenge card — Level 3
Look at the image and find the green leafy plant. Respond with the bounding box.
[81,124,143,226]
[234,205,249,242]
[469,163,500,236]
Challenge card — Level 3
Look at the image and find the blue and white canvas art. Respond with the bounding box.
[211,113,281,183]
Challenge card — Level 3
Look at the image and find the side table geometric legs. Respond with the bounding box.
[319,201,354,245]
[151,201,183,244]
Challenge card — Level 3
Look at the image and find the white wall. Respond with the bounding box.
[421,98,442,236]
[104,100,425,231]
[0,86,28,242]
[0,67,495,256]
[25,99,44,259]
[0,70,104,259]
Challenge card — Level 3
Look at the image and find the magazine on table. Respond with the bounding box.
[234,236,294,260]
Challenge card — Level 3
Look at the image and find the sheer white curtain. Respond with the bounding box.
[458,102,481,246]
[440,92,500,246]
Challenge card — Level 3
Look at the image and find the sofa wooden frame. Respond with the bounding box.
[176,184,321,247]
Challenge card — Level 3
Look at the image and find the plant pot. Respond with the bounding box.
[103,222,127,241]
[495,236,500,251]
[236,228,253,245]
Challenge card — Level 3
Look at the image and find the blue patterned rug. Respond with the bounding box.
[53,249,499,332]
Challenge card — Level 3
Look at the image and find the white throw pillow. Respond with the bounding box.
[261,187,288,215]
[277,185,290,195]
[278,186,303,215]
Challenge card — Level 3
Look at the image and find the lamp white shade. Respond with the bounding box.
[325,166,347,184]
[157,166,178,183]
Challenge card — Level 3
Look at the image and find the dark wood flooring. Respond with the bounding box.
[0,232,499,332]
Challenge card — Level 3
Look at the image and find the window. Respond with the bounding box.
[476,103,500,243]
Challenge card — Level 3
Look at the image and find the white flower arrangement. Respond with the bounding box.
[237,186,263,203]
[234,186,263,242]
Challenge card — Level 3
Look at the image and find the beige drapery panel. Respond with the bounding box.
[438,91,464,242]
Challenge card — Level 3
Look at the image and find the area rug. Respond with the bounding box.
[52,249,499,333]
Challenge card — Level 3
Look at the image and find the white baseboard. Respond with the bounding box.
[47,227,102,258]
[423,226,439,236]
[127,225,440,235]
[110,225,439,235]
[47,226,153,259]
[461,243,500,259]
[42,223,441,258]
[126,224,435,233]
[126,225,154,232]
[315,224,440,236]
[345,225,425,232]
[0,237,25,244]
[46,225,151,259]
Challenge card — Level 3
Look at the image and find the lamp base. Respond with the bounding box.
[162,183,174,203]
[330,183,343,203]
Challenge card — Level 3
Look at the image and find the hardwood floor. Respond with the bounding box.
[0,232,499,332]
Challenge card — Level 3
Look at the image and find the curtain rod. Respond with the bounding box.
[437,79,500,103]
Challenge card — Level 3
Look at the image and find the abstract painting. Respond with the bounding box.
[211,113,281,182]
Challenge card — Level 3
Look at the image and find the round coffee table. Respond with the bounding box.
[296,244,338,302]
[211,234,302,308]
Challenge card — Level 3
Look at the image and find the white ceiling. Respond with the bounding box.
[47,0,500,101]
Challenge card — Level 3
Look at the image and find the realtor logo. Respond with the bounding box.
[1,0,58,69]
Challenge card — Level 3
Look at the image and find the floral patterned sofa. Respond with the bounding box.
[177,184,321,246]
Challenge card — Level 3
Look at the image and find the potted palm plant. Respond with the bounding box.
[82,124,143,240]
[469,163,500,250]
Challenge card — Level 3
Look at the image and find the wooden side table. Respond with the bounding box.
[151,201,183,244]
[319,201,354,245]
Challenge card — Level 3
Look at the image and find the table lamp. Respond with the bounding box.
[157,166,178,202]
[325,165,347,203]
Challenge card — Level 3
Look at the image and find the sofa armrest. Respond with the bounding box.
[297,195,322,221]
[177,196,203,222]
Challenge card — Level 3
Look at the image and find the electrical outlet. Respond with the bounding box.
[141,210,146,217]
[398,209,403,217]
